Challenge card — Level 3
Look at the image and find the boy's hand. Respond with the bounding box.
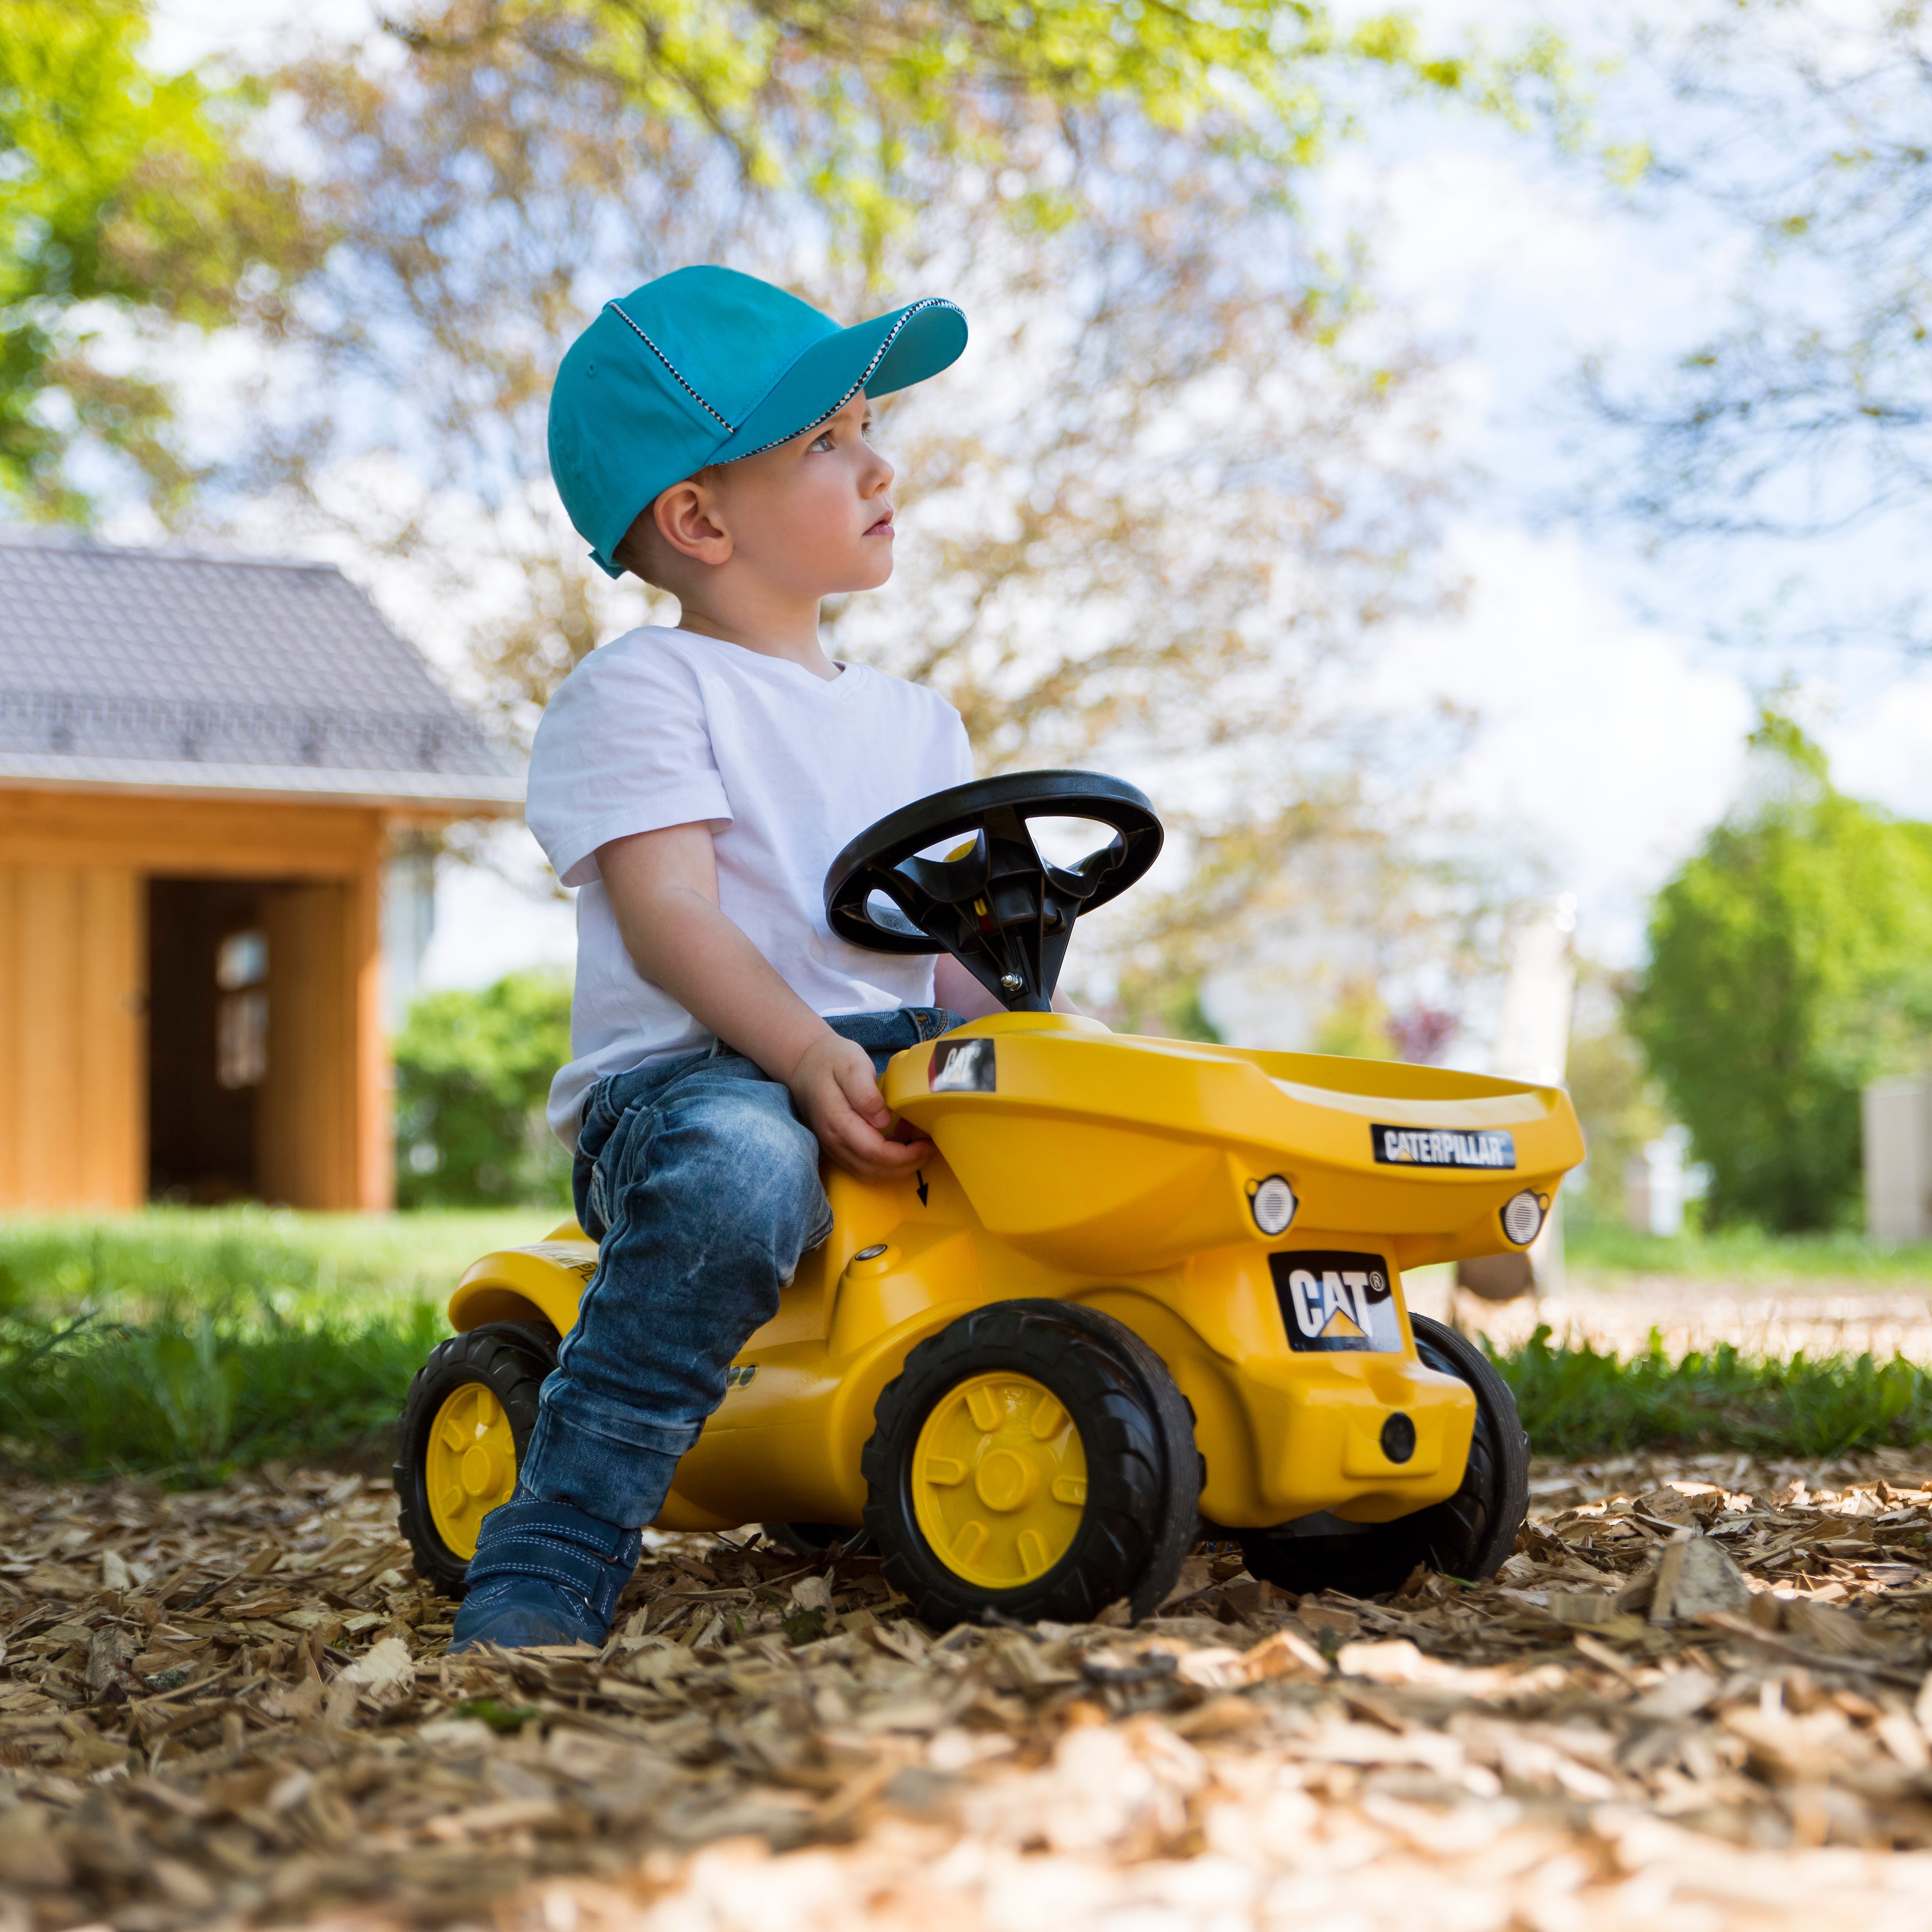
[787,1034,932,1179]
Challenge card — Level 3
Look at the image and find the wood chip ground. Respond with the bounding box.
[13,1450,1932,1929]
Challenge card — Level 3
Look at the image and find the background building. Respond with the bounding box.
[0,532,520,1210]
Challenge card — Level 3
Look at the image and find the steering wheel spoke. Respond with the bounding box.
[824,771,1162,1014]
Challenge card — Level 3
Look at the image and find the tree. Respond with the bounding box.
[1564,966,1667,1222]
[1588,1,1932,647]
[0,0,312,522]
[208,0,1549,992]
[393,971,574,1205]
[1629,711,1932,1231]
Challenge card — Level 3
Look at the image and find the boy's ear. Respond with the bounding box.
[654,477,733,566]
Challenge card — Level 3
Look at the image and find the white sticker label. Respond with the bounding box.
[1270,1250,1403,1352]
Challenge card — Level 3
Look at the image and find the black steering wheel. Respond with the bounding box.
[823,771,1163,1013]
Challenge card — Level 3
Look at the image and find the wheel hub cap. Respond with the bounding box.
[426,1380,517,1559]
[911,1372,1086,1588]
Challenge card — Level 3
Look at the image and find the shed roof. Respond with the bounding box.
[0,530,522,811]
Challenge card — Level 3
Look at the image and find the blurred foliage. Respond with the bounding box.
[1563,1213,1932,1284]
[1099,967,1223,1043]
[1630,710,1932,1231]
[376,0,1559,277]
[0,1293,445,1483]
[1591,3,1932,560]
[1495,1324,1932,1461]
[0,1207,537,1319]
[393,971,575,1207]
[245,0,1560,984]
[1310,980,1397,1060]
[1564,966,1668,1220]
[0,1208,542,1482]
[0,0,313,521]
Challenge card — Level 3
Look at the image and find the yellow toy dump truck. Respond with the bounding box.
[397,772,1583,1626]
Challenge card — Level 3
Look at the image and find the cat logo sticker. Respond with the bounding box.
[1268,1250,1403,1353]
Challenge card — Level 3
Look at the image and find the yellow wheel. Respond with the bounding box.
[425,1380,519,1559]
[863,1301,1200,1629]
[911,1372,1089,1589]
[395,1321,556,1597]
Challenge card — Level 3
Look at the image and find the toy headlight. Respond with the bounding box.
[1250,1175,1298,1236]
[1501,1190,1547,1246]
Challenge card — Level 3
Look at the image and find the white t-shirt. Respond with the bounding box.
[526,625,974,1147]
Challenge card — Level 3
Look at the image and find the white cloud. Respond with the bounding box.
[1378,522,1755,962]
[1820,672,1932,820]
[146,0,372,70]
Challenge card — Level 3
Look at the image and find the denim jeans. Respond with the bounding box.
[516,1007,961,1527]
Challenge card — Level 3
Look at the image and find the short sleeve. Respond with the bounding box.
[945,706,975,787]
[526,632,733,888]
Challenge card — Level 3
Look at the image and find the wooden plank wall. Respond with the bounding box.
[0,865,145,1208]
[0,789,393,1212]
[260,883,352,1209]
[0,789,384,881]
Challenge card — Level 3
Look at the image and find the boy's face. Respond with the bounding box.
[670,392,896,597]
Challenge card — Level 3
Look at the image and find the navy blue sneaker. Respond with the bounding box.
[449,1496,642,1652]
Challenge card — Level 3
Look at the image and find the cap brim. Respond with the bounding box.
[711,298,966,464]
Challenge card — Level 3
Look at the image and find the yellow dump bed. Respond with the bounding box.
[886,1012,1583,1273]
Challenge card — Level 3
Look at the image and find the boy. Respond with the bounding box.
[452,265,998,1651]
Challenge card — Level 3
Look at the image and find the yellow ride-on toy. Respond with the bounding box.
[396,772,1583,1626]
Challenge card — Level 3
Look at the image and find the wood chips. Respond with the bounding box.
[11,1450,1932,1929]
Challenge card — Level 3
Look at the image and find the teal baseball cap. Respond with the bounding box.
[548,266,968,577]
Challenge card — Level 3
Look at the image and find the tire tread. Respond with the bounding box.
[862,1300,1198,1629]
[1236,1312,1529,1598]
[393,1321,558,1598]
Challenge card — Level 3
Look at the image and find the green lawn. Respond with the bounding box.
[1564,1213,1932,1286]
[0,1205,558,1321]
[6,1207,1932,1484]
[0,1207,555,1483]
[1501,1325,1932,1461]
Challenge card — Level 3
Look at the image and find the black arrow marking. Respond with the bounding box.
[915,1170,929,1206]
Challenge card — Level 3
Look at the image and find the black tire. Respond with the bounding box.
[394,1321,558,1599]
[862,1300,1199,1630]
[1237,1313,1529,1599]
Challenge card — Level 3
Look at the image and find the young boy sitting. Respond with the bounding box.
[452,265,1000,1651]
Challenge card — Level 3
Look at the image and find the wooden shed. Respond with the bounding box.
[0,532,522,1211]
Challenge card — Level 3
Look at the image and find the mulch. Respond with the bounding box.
[11,1450,1932,1930]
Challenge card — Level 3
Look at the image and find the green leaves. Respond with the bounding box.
[455,1696,541,1731]
[1496,1324,1932,1461]
[0,1209,521,1481]
[0,0,311,520]
[0,1293,446,1484]
[382,0,1517,276]
[393,972,575,1208]
[1630,710,1932,1231]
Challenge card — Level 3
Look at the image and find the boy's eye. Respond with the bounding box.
[808,417,875,453]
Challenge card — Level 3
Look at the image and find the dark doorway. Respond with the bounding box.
[147,878,271,1203]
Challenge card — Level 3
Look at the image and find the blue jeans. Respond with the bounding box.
[517,1007,961,1527]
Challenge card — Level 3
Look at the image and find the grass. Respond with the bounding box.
[0,1206,553,1322]
[0,1207,554,1484]
[1564,1213,1932,1286]
[7,1207,1932,1482]
[1494,1325,1932,1462]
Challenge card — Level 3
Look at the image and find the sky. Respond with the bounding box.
[139,0,1932,1036]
